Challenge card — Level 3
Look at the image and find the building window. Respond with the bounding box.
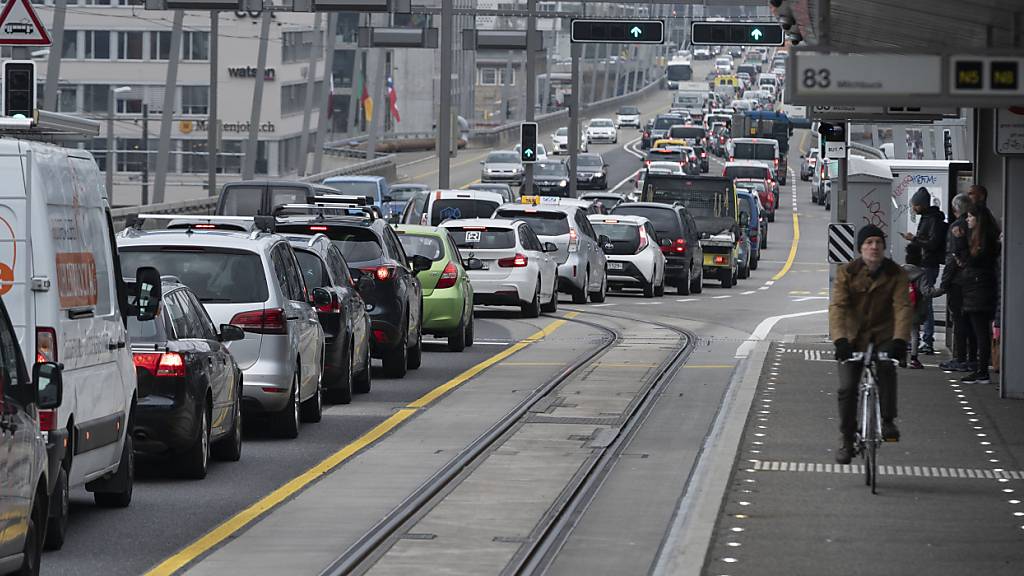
[62,30,78,59]
[336,13,359,43]
[478,67,513,86]
[58,87,78,113]
[181,86,208,115]
[333,49,355,88]
[117,31,143,60]
[115,89,143,114]
[84,31,111,60]
[282,30,317,64]
[181,140,207,173]
[83,84,109,113]
[85,0,112,5]
[280,81,322,116]
[182,31,209,61]
[150,31,171,61]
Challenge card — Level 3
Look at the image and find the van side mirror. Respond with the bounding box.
[219,324,245,342]
[33,362,63,410]
[133,266,162,322]
[311,287,332,308]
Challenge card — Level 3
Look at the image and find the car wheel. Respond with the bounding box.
[354,342,373,393]
[642,277,655,298]
[407,321,423,369]
[521,281,542,318]
[654,272,665,297]
[826,198,831,211]
[590,273,607,303]
[541,281,559,313]
[383,329,409,378]
[739,258,750,279]
[44,466,69,550]
[465,313,475,347]
[750,254,759,271]
[768,212,775,223]
[93,432,134,508]
[18,488,44,576]
[179,404,210,479]
[448,313,467,352]
[273,372,301,438]
[678,266,692,295]
[721,267,734,288]
[325,343,354,405]
[213,388,243,461]
[572,270,590,304]
[300,370,324,423]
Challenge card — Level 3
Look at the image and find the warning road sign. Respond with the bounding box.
[828,224,857,263]
[0,0,51,46]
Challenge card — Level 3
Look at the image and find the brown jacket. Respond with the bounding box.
[829,257,912,350]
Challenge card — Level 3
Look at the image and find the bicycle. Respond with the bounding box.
[843,343,897,494]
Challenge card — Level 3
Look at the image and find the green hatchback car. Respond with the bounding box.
[395,225,475,351]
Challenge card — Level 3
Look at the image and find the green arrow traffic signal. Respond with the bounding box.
[630,26,642,38]
[750,28,763,40]
[524,148,534,158]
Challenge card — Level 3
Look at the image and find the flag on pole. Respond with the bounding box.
[387,76,400,123]
[361,78,373,124]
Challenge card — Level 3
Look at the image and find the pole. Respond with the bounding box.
[818,0,831,47]
[314,12,338,175]
[586,44,599,105]
[298,13,322,177]
[142,104,149,205]
[44,0,67,112]
[347,14,366,136]
[568,41,581,199]
[153,10,183,204]
[503,52,513,120]
[523,0,536,194]
[837,121,849,223]
[366,46,386,162]
[208,11,219,196]
[243,11,272,180]
[106,89,115,202]
[438,0,453,189]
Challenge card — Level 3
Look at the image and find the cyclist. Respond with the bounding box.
[830,224,912,464]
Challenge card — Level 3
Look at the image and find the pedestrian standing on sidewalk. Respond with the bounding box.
[900,187,946,355]
[958,205,1001,384]
[968,184,988,209]
[902,244,931,370]
[830,225,912,464]
[935,193,977,372]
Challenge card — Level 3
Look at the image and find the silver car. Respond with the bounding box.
[118,224,328,439]
[481,150,525,186]
[492,201,608,303]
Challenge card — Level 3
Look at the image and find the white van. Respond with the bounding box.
[0,139,161,549]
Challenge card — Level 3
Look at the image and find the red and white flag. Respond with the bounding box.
[387,76,400,123]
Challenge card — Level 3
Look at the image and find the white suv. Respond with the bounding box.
[615,106,641,128]
[118,219,329,439]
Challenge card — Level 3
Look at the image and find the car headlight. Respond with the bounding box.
[559,180,568,187]
[596,171,605,177]
[514,167,524,174]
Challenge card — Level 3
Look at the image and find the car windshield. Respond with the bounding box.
[583,196,621,211]
[654,116,684,130]
[446,227,516,249]
[591,223,640,255]
[494,210,570,236]
[612,207,681,238]
[430,199,501,226]
[388,186,426,202]
[590,120,614,128]
[487,152,520,164]
[577,155,603,167]
[736,182,767,195]
[127,308,168,343]
[323,181,379,203]
[618,106,639,114]
[398,233,445,261]
[293,249,329,288]
[119,248,269,303]
[219,186,264,216]
[535,163,568,177]
[555,127,568,136]
[725,166,771,180]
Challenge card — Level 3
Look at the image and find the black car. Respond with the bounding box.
[275,213,426,379]
[286,234,373,403]
[467,182,517,203]
[216,180,339,217]
[611,202,704,295]
[530,160,571,197]
[650,114,687,145]
[129,279,244,479]
[575,153,608,190]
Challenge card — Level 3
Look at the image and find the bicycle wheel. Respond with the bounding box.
[867,397,879,494]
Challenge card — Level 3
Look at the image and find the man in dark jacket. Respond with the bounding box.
[831,225,912,464]
[901,188,946,354]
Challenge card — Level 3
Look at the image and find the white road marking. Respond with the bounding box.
[734,309,828,358]
[677,298,698,303]
[792,296,829,302]
[741,290,756,295]
[713,295,732,299]
[591,303,617,307]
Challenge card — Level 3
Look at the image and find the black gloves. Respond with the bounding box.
[885,339,908,363]
[834,338,853,362]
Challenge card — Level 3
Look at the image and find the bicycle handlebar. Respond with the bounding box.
[842,351,899,365]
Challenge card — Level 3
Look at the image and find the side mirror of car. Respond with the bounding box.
[311,287,332,308]
[133,266,162,322]
[219,324,245,342]
[464,257,485,270]
[33,361,63,410]
[411,254,433,274]
[543,242,559,253]
[660,238,672,247]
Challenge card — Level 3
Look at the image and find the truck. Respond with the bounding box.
[730,111,812,185]
[672,81,710,119]
[640,174,742,288]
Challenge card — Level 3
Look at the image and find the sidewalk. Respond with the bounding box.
[703,338,1024,576]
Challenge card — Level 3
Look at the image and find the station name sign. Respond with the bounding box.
[789,50,1024,107]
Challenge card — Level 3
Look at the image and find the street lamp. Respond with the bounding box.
[107,86,132,203]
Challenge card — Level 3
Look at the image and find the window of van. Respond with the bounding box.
[724,165,771,180]
[430,199,501,226]
[270,187,309,211]
[219,186,263,216]
[732,143,777,160]
[119,248,270,303]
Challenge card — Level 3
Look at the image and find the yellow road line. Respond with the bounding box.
[772,212,800,282]
[144,312,576,576]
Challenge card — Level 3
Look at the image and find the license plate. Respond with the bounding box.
[607,262,624,270]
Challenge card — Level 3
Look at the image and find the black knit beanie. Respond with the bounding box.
[857,224,885,251]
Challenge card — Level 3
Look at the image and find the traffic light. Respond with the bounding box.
[571,20,664,44]
[817,122,846,142]
[944,129,953,160]
[2,61,35,119]
[520,122,538,163]
[690,22,784,46]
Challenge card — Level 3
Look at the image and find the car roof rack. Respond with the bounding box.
[126,214,258,231]
[273,203,376,221]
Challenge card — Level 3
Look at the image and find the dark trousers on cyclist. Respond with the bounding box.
[837,359,897,440]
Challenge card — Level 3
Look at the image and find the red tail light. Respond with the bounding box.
[360,266,394,282]
[729,156,734,161]
[230,308,288,335]
[774,158,779,168]
[714,255,727,264]
[701,152,707,157]
[637,225,649,253]
[39,410,57,432]
[435,261,459,289]
[309,225,328,231]
[568,228,579,252]
[660,238,687,254]
[133,351,187,378]
[498,254,529,268]
[36,327,57,364]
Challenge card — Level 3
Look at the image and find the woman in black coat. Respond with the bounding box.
[957,205,1000,383]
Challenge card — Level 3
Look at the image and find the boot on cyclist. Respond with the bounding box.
[830,225,912,464]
